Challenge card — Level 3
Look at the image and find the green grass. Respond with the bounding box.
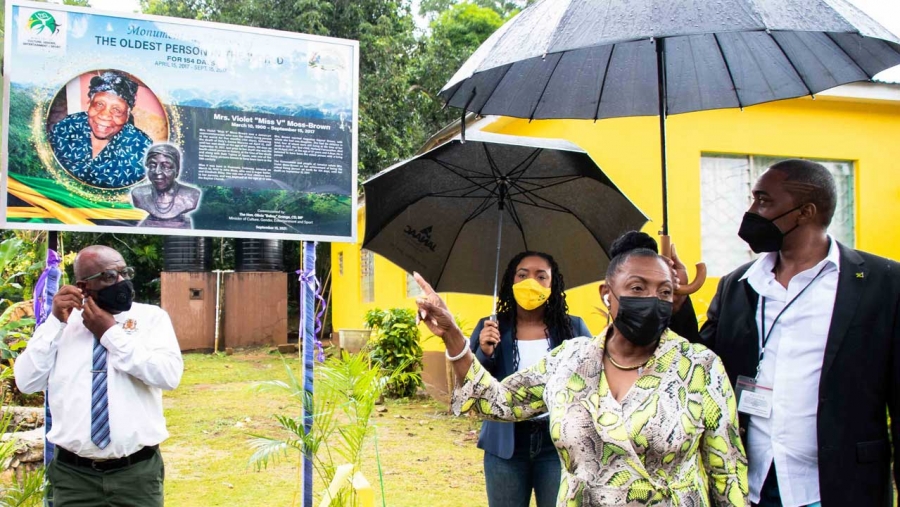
[163,350,491,506]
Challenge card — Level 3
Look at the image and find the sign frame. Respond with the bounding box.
[2,0,359,243]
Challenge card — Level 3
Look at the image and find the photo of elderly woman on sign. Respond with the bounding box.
[413,243,748,506]
[48,70,157,189]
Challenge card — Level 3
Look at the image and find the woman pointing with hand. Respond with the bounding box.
[414,240,747,507]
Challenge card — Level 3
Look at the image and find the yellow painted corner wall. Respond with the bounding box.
[334,96,900,343]
[331,208,496,352]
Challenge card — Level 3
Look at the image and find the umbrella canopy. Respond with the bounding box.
[362,131,647,295]
[440,0,900,120]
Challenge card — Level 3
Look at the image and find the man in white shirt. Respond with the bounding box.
[698,159,900,507]
[15,245,183,507]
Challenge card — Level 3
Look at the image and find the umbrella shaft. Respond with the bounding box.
[657,38,669,236]
[491,208,504,321]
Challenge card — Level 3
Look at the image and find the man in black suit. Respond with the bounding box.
[698,159,900,507]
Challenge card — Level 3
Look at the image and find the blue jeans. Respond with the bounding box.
[484,419,561,507]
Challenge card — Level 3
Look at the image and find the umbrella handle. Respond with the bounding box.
[659,234,707,295]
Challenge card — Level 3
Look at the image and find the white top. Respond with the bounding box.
[517,338,551,420]
[740,238,840,507]
[15,303,184,459]
[516,338,550,372]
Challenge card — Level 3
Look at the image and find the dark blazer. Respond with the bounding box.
[468,315,591,459]
[697,242,900,507]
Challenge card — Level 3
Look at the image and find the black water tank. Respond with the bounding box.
[235,239,284,272]
[163,236,213,272]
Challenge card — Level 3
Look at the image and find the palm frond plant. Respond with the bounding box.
[248,351,386,507]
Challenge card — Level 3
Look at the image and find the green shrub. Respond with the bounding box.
[364,308,423,399]
[0,368,46,507]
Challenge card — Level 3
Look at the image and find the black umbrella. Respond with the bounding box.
[439,0,900,291]
[362,131,647,299]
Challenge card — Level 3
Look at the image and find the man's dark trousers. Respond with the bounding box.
[46,447,164,507]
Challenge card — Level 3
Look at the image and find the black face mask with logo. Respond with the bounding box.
[737,204,804,254]
[90,280,135,314]
[610,292,673,347]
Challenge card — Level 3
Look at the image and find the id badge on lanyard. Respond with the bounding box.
[736,264,828,419]
[736,375,773,418]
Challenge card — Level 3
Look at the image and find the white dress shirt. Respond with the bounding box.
[15,303,183,459]
[741,238,840,507]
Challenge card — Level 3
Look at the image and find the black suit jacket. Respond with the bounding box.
[698,242,900,507]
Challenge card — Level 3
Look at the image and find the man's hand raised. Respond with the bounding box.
[51,285,83,324]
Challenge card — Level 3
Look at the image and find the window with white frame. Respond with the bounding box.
[406,272,424,298]
[360,249,375,303]
[700,154,855,277]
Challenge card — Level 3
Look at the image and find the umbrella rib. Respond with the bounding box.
[511,175,587,181]
[593,44,616,121]
[505,149,544,181]
[507,180,620,260]
[429,183,489,198]
[476,64,515,116]
[507,180,545,209]
[713,33,744,109]
[431,213,477,293]
[504,197,529,252]
[508,176,583,195]
[464,188,503,223]
[508,198,570,214]
[483,144,504,179]
[430,159,500,196]
[529,54,564,121]
[822,32,878,78]
[769,32,815,97]
[507,179,571,212]
[432,158,494,179]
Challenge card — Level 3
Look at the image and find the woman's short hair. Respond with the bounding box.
[88,71,139,109]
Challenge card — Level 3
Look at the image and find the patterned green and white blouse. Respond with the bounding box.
[452,328,749,506]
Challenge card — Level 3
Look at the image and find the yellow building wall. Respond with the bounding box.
[333,96,900,347]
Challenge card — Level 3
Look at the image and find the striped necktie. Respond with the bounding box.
[91,336,110,449]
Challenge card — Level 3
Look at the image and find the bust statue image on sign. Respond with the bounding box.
[131,144,201,229]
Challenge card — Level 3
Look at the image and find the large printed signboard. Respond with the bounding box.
[2,1,358,241]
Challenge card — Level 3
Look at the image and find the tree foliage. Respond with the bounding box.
[409,2,505,135]
[143,0,423,180]
[141,0,516,178]
[419,0,533,19]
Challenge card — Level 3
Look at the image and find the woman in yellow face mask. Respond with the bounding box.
[468,251,591,507]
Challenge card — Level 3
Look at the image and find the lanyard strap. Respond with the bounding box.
[757,264,829,375]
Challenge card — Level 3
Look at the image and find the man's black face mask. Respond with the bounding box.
[738,204,804,254]
[88,280,135,313]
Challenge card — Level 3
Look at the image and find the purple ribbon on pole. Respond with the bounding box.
[33,249,61,477]
[296,267,326,363]
[33,249,60,326]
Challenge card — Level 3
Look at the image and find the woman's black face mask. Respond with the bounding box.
[609,291,673,347]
